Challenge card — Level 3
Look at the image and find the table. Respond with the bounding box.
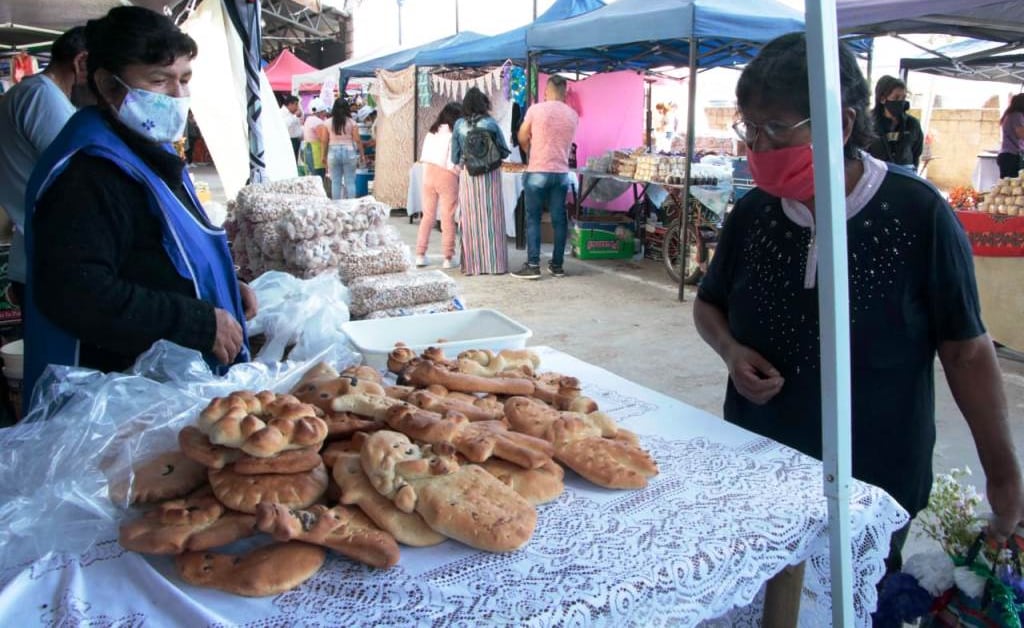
[0,347,906,626]
[955,210,1024,351]
[406,163,578,239]
[972,151,1000,193]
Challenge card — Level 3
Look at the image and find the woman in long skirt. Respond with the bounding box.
[451,87,511,275]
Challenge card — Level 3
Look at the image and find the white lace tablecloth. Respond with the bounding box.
[0,346,907,627]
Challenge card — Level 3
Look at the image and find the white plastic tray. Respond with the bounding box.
[341,309,533,370]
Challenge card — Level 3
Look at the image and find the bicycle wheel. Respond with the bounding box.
[663,216,707,285]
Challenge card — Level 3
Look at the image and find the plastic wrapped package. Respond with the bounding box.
[281,235,335,270]
[0,340,357,573]
[239,175,326,200]
[251,221,284,258]
[337,242,412,284]
[246,270,353,363]
[348,270,458,318]
[363,298,461,319]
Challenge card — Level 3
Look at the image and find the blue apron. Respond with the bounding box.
[22,107,249,410]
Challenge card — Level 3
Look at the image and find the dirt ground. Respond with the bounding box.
[200,166,1024,558]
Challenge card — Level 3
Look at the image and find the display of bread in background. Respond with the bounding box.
[978,175,1024,216]
[114,345,659,597]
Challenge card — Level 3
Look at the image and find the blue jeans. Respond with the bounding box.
[523,172,570,267]
[328,145,359,199]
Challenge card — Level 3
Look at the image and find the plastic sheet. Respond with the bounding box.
[246,270,356,365]
[0,340,358,573]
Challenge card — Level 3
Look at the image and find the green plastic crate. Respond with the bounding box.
[571,221,636,260]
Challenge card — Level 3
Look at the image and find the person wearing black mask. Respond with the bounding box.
[867,75,924,170]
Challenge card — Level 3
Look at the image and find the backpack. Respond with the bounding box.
[462,116,503,176]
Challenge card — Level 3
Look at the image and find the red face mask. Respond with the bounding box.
[747,143,815,202]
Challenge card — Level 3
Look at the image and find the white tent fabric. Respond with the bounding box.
[182,0,296,201]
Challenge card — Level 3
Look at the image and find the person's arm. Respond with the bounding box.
[518,116,533,156]
[911,117,924,169]
[692,203,784,405]
[351,122,364,161]
[19,77,76,152]
[450,121,463,165]
[1014,114,1024,140]
[939,336,1023,540]
[489,118,512,159]
[928,193,1023,540]
[33,155,219,359]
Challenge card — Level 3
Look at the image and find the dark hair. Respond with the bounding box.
[547,75,568,99]
[49,27,86,67]
[462,87,491,118]
[430,102,463,133]
[873,75,907,113]
[282,95,299,106]
[736,32,872,160]
[331,98,352,135]
[1002,93,1024,124]
[85,6,197,96]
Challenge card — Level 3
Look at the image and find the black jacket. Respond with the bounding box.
[868,111,924,169]
[32,112,218,374]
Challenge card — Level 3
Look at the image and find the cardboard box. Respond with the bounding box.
[571,220,636,260]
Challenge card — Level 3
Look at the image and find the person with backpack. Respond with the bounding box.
[450,87,511,275]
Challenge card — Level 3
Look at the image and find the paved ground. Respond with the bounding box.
[199,166,1024,558]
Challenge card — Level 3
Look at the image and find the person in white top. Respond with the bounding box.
[325,98,364,199]
[279,95,302,159]
[416,103,462,268]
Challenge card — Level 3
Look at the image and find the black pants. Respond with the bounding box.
[997,152,1021,179]
[291,138,301,160]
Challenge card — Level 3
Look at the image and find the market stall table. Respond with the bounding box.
[0,346,905,626]
[956,210,1024,350]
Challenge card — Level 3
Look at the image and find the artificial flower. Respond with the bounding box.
[903,551,955,597]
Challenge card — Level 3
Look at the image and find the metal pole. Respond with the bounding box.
[533,0,538,20]
[397,0,403,45]
[805,0,855,624]
[676,31,698,303]
[455,0,460,33]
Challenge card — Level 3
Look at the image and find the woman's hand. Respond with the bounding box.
[239,281,258,320]
[211,307,244,365]
[725,344,785,405]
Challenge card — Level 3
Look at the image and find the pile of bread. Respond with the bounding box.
[978,174,1024,216]
[116,347,659,597]
[226,177,407,282]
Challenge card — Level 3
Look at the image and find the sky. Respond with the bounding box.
[328,0,1019,110]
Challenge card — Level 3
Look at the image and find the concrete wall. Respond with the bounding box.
[705,106,1001,192]
[923,108,1001,191]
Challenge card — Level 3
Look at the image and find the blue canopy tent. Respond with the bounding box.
[525,0,806,297]
[525,0,805,74]
[837,0,1024,43]
[337,30,487,85]
[413,0,604,68]
[899,38,1024,85]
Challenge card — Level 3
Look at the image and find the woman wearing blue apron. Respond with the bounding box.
[22,6,254,413]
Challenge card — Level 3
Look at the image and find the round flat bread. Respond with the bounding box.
[178,426,239,469]
[208,462,328,514]
[116,451,208,504]
[231,447,321,475]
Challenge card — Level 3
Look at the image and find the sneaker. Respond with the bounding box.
[442,258,453,269]
[415,255,428,267]
[511,263,541,280]
[547,263,566,277]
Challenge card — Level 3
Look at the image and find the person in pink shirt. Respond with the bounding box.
[513,75,578,279]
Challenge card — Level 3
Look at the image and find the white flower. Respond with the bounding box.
[904,551,956,597]
[953,566,988,599]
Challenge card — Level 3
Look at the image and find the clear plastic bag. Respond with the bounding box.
[0,340,358,573]
[246,270,356,365]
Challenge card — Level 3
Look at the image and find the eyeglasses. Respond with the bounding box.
[732,117,811,145]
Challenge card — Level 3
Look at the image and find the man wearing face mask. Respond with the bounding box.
[0,27,90,304]
[867,75,924,170]
[22,6,255,408]
[694,34,1023,571]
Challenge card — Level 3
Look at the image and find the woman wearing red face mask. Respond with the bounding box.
[694,33,1023,572]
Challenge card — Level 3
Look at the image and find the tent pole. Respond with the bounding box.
[676,33,698,303]
[413,64,420,168]
[806,0,855,624]
[645,80,653,152]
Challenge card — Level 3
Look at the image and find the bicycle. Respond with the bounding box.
[662,197,722,285]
